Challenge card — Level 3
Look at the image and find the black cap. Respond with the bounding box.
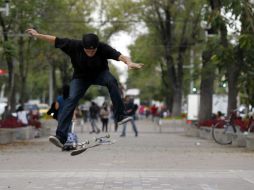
[82,33,99,49]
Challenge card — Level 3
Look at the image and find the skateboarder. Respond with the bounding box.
[26,28,144,148]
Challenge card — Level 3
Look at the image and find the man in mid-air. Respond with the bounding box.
[26,28,144,148]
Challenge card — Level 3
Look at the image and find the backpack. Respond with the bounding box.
[47,102,58,120]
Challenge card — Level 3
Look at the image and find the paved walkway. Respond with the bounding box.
[0,119,254,190]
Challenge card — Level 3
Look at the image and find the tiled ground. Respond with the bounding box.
[0,119,254,190]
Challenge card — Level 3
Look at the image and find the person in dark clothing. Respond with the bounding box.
[47,85,70,120]
[100,103,110,132]
[120,96,138,137]
[89,101,100,134]
[26,28,143,148]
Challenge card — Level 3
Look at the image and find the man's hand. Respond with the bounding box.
[119,55,144,70]
[25,28,39,37]
[25,28,56,44]
[127,62,144,70]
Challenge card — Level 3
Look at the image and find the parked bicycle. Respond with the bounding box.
[212,109,238,145]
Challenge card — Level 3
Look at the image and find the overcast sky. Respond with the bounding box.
[109,32,134,83]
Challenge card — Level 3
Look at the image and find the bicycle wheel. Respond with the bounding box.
[212,121,235,145]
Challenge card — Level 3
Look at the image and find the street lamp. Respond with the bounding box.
[0,0,9,16]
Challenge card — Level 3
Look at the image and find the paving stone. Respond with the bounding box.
[0,119,254,189]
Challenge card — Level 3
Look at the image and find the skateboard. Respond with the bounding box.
[70,134,115,156]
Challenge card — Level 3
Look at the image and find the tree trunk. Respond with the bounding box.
[171,46,184,116]
[227,68,239,114]
[165,49,175,114]
[160,61,173,113]
[18,35,26,105]
[171,11,189,116]
[172,88,182,116]
[0,14,16,113]
[198,0,220,121]
[199,50,215,121]
[227,46,242,114]
[218,7,238,116]
[159,3,175,116]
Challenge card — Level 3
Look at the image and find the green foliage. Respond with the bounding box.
[238,32,254,107]
[0,0,97,103]
[239,34,254,49]
[1,0,254,110]
[26,69,49,100]
[2,40,16,57]
[127,33,164,100]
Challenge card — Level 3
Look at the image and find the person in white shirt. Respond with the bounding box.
[16,106,28,126]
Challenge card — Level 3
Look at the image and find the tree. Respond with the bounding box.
[127,34,164,101]
[199,0,254,120]
[0,0,17,112]
[237,0,254,112]
[125,0,203,115]
[100,0,206,116]
[199,0,221,120]
[0,0,98,108]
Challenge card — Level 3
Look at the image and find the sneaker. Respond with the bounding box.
[117,115,132,125]
[49,136,64,148]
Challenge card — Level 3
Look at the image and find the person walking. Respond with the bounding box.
[100,103,110,132]
[89,101,100,134]
[120,96,138,137]
[26,28,143,148]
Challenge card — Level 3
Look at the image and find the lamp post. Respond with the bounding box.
[0,0,9,16]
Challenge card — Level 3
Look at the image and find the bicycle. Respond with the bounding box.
[212,109,238,145]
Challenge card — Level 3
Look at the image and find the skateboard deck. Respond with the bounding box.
[70,134,115,156]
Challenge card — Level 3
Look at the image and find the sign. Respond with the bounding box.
[187,94,200,120]
[126,88,140,96]
[187,94,228,120]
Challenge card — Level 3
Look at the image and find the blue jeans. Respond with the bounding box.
[56,70,125,141]
[121,116,138,136]
[90,118,100,132]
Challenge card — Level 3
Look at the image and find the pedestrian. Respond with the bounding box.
[47,85,70,120]
[26,28,143,148]
[16,105,29,126]
[1,105,9,120]
[80,106,88,123]
[17,105,41,137]
[120,96,138,137]
[100,102,110,132]
[89,101,100,134]
[150,104,158,122]
[110,104,119,132]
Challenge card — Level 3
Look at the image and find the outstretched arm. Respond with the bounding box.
[25,28,56,45]
[118,55,144,70]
